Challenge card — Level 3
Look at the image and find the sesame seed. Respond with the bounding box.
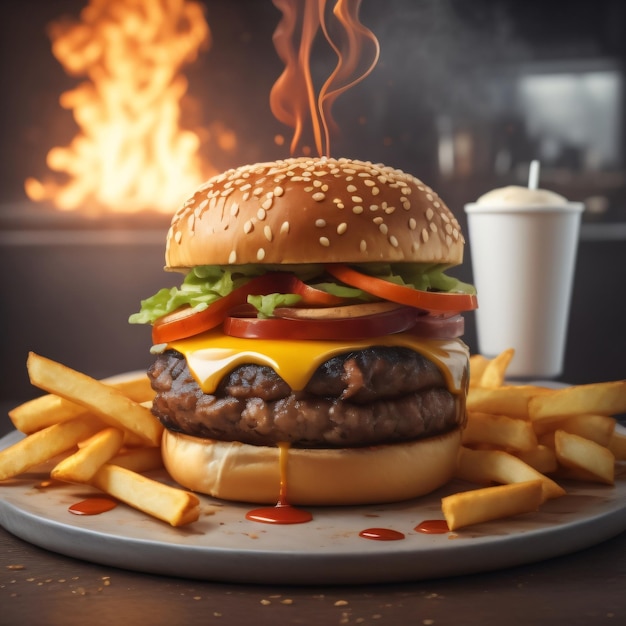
[274,186,284,197]
[433,201,440,208]
[257,247,266,261]
[253,187,264,197]
[228,250,237,263]
[315,219,326,228]
[426,193,434,201]
[430,222,438,233]
[230,202,240,216]
[441,212,450,223]
[379,223,389,235]
[174,231,182,243]
[257,208,267,220]
[244,220,254,234]
[312,192,326,202]
[384,206,395,214]
[369,204,378,212]
[421,228,429,243]
[264,225,273,241]
[446,235,453,246]
[426,208,434,221]
[371,187,380,196]
[360,239,367,252]
[337,222,348,235]
[351,196,363,203]
[280,221,290,234]
[242,191,250,201]
[402,201,411,210]
[453,228,459,240]
[304,186,314,192]
[389,235,399,247]
[319,236,330,247]
[240,183,251,191]
[336,202,345,209]
[261,197,273,210]
[352,206,364,214]
[364,179,375,187]
[373,216,383,224]
[347,185,357,193]
[409,218,417,230]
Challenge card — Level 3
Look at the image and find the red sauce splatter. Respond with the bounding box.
[69,497,118,516]
[246,503,313,525]
[415,519,449,534]
[246,442,313,525]
[359,528,405,541]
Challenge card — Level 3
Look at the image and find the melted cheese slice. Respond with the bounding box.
[168,330,469,395]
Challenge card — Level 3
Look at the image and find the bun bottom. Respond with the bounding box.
[161,429,461,506]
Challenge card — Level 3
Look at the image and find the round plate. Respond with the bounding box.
[1,430,625,585]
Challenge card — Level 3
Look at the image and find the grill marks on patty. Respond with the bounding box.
[148,347,460,448]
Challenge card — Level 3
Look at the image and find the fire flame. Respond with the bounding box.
[270,0,379,157]
[25,0,217,215]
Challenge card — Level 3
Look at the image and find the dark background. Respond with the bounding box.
[1,0,625,410]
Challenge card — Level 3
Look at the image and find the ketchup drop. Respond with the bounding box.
[246,503,313,525]
[68,497,117,516]
[415,519,450,534]
[245,442,313,525]
[359,528,405,541]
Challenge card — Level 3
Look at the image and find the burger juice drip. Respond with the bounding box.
[245,443,313,525]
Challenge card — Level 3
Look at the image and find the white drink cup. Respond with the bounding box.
[464,183,584,379]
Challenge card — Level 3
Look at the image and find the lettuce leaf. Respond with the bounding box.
[129,263,474,324]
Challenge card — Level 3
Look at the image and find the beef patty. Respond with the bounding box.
[148,347,462,448]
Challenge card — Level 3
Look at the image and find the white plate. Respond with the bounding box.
[2,428,626,584]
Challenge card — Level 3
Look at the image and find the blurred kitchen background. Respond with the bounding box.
[1,0,625,408]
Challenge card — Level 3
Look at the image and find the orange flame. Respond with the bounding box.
[25,0,219,215]
[270,0,379,157]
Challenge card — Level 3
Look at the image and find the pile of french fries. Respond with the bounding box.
[1,349,625,533]
[0,353,199,527]
[442,348,626,531]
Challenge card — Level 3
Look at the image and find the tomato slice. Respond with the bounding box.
[152,273,349,344]
[325,264,478,313]
[224,306,419,341]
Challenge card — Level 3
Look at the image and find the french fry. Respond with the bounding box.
[608,429,626,460]
[456,446,566,501]
[514,445,558,474]
[90,464,200,527]
[554,430,615,485]
[51,427,125,483]
[463,412,538,452]
[0,417,102,481]
[531,414,616,446]
[469,354,490,387]
[109,447,164,473]
[467,385,550,419]
[479,348,515,388]
[9,374,154,434]
[528,380,626,419]
[442,480,544,531]
[26,353,162,446]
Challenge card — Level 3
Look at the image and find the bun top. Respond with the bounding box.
[165,157,465,269]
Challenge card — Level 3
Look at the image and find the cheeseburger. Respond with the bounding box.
[130,157,477,506]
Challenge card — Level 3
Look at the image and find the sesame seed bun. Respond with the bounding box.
[161,427,461,506]
[165,157,465,269]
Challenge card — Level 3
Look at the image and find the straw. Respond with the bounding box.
[528,160,540,190]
